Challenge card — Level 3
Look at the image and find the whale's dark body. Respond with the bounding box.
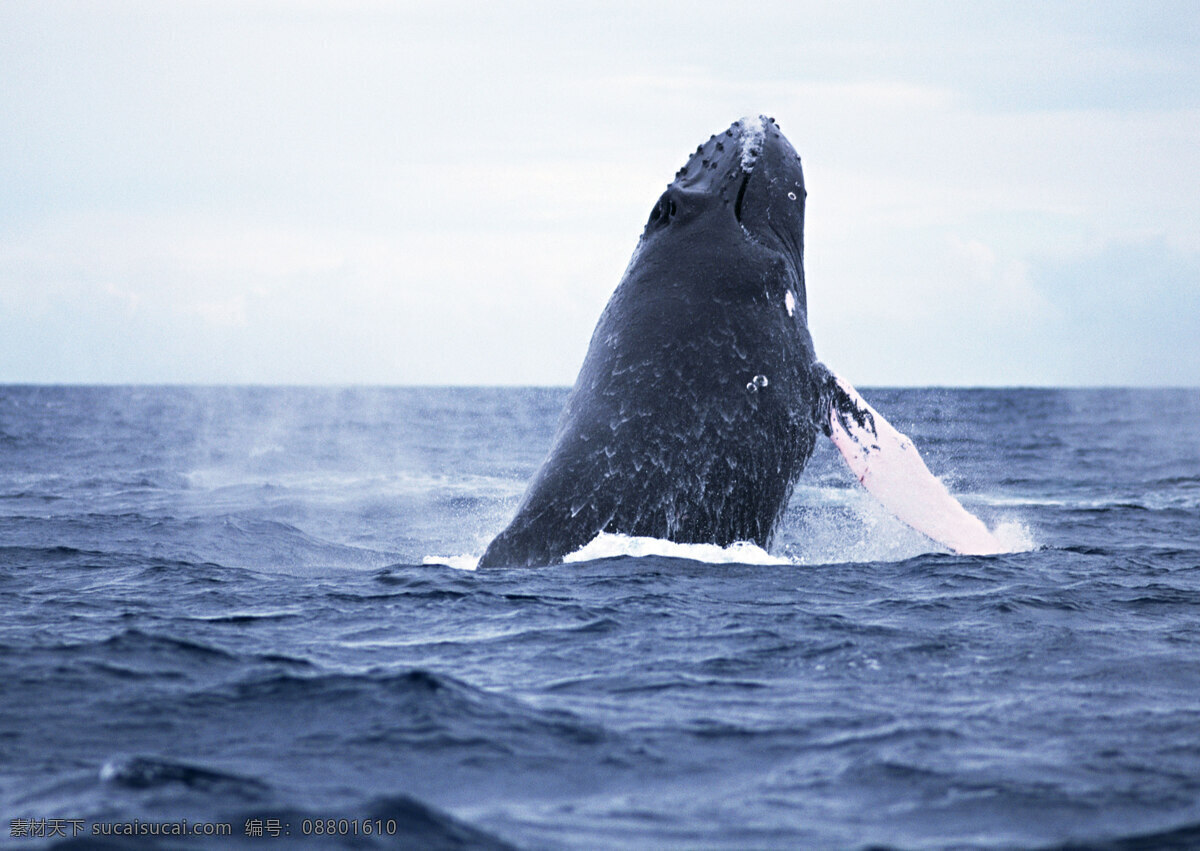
[478,117,829,568]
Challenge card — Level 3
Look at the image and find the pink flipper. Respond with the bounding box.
[826,374,1004,556]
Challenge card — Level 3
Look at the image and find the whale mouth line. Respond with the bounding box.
[733,172,750,223]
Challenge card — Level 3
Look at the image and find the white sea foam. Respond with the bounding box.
[564,532,791,565]
[423,554,480,571]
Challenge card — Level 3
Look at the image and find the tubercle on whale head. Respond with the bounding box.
[640,115,809,312]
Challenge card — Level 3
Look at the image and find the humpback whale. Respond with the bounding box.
[479,116,1001,568]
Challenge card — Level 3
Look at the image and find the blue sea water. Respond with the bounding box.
[1,385,1199,849]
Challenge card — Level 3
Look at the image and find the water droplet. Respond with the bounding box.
[787,191,797,201]
[746,382,758,394]
[753,374,769,388]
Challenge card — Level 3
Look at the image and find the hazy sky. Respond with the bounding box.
[2,1,1198,385]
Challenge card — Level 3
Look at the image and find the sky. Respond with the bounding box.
[2,1,1198,386]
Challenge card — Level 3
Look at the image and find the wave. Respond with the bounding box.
[3,629,316,687]
[216,795,519,850]
[192,668,608,754]
[44,791,517,850]
[99,756,268,797]
[1040,819,1200,850]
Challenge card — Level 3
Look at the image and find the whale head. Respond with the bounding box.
[639,115,808,313]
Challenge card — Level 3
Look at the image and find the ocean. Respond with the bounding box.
[2,385,1199,849]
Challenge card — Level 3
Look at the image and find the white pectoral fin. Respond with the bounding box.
[825,372,1005,556]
